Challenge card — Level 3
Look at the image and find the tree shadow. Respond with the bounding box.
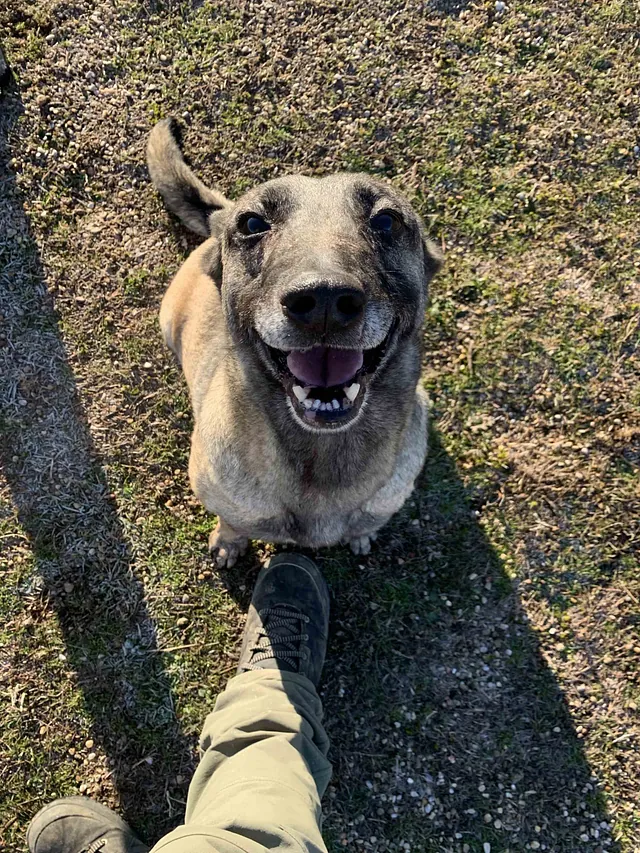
[0,77,193,845]
[317,429,619,852]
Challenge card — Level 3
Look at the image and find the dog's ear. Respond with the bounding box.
[423,237,443,283]
[147,118,231,237]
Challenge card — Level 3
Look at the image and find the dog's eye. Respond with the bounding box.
[370,210,402,235]
[238,214,271,236]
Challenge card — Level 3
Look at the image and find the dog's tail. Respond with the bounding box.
[147,118,229,237]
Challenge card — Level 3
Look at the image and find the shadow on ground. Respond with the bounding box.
[315,430,619,852]
[0,82,193,844]
[428,0,472,17]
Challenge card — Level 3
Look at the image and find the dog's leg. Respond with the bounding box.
[347,531,379,556]
[347,392,429,557]
[208,518,250,569]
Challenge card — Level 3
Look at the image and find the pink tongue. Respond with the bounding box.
[286,346,363,387]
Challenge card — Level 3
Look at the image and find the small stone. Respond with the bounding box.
[176,617,189,628]
[64,582,74,593]
[85,739,94,749]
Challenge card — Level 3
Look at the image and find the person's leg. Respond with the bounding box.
[153,670,331,853]
[27,554,332,853]
[152,553,332,853]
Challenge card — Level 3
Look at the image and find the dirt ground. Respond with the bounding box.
[1,1,639,851]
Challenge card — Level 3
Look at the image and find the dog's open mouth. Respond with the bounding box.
[263,330,395,429]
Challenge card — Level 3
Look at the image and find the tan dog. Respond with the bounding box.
[147,119,441,566]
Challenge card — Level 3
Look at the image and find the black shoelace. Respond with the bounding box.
[247,606,310,670]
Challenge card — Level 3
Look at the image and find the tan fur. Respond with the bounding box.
[148,119,441,566]
[161,238,429,565]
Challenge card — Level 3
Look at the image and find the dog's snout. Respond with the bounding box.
[281,284,366,333]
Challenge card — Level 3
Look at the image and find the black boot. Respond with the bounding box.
[237,553,330,687]
[27,797,149,853]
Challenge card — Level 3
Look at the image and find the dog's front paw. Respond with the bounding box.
[208,522,249,568]
[349,533,377,556]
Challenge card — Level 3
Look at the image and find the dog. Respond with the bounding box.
[146,119,442,567]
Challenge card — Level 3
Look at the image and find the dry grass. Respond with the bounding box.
[1,0,639,851]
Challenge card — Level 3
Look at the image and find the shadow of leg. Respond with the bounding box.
[0,78,193,846]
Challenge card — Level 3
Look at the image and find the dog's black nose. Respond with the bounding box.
[281,284,366,332]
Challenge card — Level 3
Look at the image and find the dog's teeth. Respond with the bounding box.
[302,399,313,409]
[331,399,340,410]
[293,385,310,402]
[344,383,360,402]
[320,402,329,411]
[312,398,321,410]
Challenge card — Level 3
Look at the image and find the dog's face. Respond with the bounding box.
[208,174,440,432]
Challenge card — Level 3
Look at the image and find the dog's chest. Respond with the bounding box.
[190,391,428,548]
[196,448,378,545]
[248,499,372,548]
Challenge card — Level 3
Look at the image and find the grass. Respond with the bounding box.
[1,0,639,850]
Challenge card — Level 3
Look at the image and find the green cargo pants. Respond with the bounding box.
[150,670,332,853]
